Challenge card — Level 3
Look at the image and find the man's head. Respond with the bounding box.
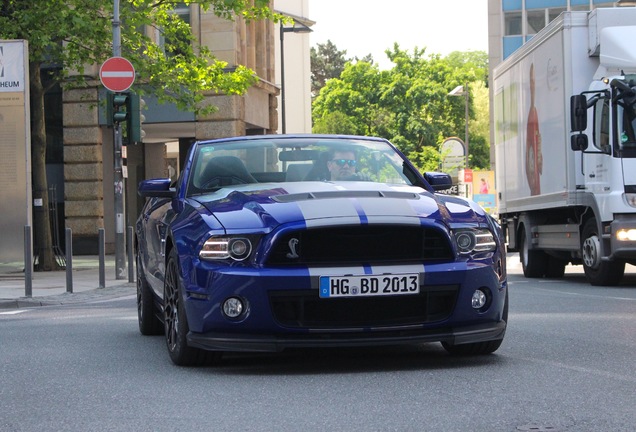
[327,150,357,180]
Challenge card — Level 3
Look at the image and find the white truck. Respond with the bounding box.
[493,8,636,286]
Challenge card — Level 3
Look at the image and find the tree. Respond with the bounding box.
[312,45,489,174]
[310,40,350,97]
[0,0,279,271]
[467,80,491,169]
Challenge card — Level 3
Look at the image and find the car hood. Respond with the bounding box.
[193,182,486,231]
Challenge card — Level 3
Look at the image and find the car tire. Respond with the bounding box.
[441,291,508,356]
[137,252,163,336]
[519,229,547,278]
[164,248,219,366]
[581,218,625,286]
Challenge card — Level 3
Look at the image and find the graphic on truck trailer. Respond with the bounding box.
[525,63,542,195]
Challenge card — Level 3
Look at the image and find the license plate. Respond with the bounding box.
[319,274,420,298]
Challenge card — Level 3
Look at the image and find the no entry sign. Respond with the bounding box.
[99,57,135,92]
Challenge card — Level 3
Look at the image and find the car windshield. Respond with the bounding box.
[186,136,417,196]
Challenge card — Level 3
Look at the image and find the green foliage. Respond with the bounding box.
[311,43,490,170]
[0,0,280,112]
[312,111,358,135]
[407,146,443,173]
[310,40,349,97]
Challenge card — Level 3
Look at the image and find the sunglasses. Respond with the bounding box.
[331,159,357,167]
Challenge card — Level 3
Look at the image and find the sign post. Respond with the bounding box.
[100,53,135,279]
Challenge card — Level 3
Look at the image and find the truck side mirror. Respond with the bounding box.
[571,133,588,151]
[570,95,588,132]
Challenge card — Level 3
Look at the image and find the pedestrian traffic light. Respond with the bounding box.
[112,93,129,124]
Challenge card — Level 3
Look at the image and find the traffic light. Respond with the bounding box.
[111,92,129,124]
[108,91,145,144]
[127,93,145,145]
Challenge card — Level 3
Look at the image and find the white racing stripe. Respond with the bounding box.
[297,199,359,225]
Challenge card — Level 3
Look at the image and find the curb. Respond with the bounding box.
[0,283,136,310]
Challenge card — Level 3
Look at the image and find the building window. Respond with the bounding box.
[158,3,192,57]
[503,36,524,58]
[505,12,522,36]
[526,10,546,35]
[503,0,522,10]
[548,8,566,22]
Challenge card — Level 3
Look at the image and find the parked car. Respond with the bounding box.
[135,134,508,365]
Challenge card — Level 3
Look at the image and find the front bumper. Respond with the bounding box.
[181,258,507,352]
[187,321,507,352]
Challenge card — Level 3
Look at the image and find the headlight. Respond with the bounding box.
[624,193,636,208]
[200,237,252,261]
[616,229,636,241]
[453,228,496,254]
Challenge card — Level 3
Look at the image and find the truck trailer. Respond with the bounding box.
[493,8,636,286]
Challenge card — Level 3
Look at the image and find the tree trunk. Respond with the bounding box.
[30,62,60,271]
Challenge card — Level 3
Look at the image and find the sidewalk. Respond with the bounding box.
[0,255,136,309]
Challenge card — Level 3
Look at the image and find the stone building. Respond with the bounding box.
[58,1,312,254]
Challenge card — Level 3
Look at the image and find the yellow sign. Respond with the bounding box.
[470,170,497,215]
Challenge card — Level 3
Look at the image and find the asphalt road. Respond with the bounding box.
[1,268,635,432]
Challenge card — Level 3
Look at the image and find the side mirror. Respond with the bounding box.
[138,178,176,198]
[571,133,588,151]
[570,95,588,132]
[424,171,453,191]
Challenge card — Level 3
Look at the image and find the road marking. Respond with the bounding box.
[528,286,636,301]
[511,354,636,384]
[0,310,28,316]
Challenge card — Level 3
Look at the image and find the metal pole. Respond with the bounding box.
[113,0,127,279]
[24,226,32,298]
[65,228,73,293]
[464,82,469,168]
[98,228,105,288]
[127,226,134,283]
[280,24,286,134]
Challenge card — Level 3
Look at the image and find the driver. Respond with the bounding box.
[327,150,358,180]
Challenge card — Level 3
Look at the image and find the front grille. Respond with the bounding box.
[269,285,458,328]
[266,225,453,266]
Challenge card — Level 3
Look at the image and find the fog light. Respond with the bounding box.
[222,297,244,318]
[471,289,487,309]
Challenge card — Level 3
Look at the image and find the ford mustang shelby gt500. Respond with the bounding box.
[135,135,507,365]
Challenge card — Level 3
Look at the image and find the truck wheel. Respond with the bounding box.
[519,231,547,278]
[581,218,625,286]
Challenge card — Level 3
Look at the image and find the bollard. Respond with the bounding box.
[65,228,73,293]
[24,226,32,298]
[98,228,105,288]
[127,226,134,283]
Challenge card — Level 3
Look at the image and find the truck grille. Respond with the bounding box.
[265,225,453,266]
[269,285,458,328]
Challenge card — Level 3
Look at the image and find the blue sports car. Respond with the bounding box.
[135,135,508,365]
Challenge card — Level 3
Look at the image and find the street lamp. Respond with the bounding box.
[448,83,469,167]
[280,19,312,134]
